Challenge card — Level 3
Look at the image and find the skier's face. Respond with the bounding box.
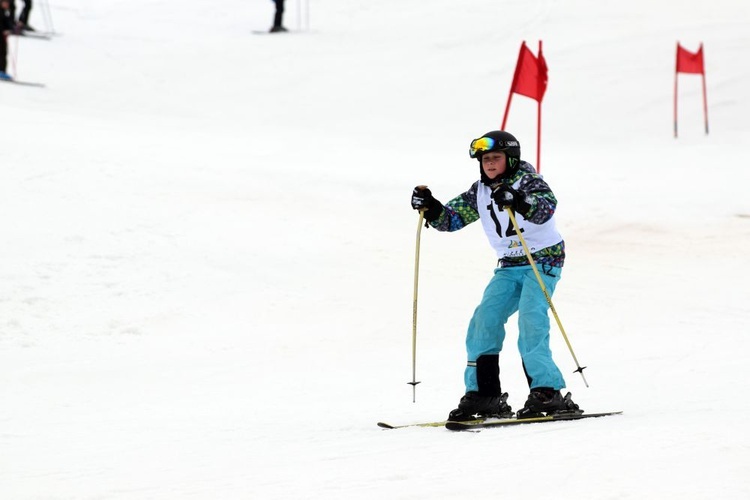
[481,152,507,180]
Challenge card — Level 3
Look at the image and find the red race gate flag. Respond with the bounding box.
[501,41,548,172]
[676,43,705,74]
[674,42,709,137]
[511,41,548,101]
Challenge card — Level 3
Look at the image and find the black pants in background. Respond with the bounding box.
[1,35,8,73]
[273,0,284,28]
[19,0,31,25]
[7,1,31,26]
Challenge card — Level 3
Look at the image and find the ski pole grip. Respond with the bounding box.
[415,185,429,213]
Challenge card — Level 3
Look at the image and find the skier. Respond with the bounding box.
[1,0,13,81]
[410,130,582,421]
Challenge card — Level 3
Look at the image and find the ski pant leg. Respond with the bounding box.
[0,35,7,73]
[19,0,31,26]
[517,266,566,390]
[463,267,522,393]
[273,0,284,28]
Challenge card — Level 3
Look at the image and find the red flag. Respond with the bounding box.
[510,42,548,102]
[676,43,704,74]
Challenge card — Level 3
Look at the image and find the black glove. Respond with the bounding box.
[492,185,531,214]
[411,186,443,222]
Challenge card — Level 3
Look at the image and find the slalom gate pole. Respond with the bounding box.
[296,0,301,31]
[40,0,56,34]
[673,61,679,138]
[505,207,589,387]
[701,70,709,135]
[9,34,19,78]
[408,209,425,402]
[305,0,310,31]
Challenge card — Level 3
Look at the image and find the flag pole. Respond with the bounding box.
[501,90,513,130]
[702,72,709,135]
[700,43,709,135]
[674,42,679,139]
[297,0,301,31]
[502,42,528,130]
[536,99,542,173]
[536,40,543,173]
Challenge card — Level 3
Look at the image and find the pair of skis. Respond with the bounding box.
[378,411,622,431]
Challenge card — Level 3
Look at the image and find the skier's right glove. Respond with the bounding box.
[492,185,532,216]
[411,186,443,222]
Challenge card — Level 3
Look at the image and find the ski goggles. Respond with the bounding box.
[469,137,519,158]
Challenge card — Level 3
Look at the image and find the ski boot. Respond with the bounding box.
[447,391,514,421]
[516,388,583,419]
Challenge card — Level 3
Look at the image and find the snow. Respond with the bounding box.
[1,0,749,498]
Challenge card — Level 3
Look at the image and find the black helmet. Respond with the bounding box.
[469,131,521,163]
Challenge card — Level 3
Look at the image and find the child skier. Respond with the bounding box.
[410,130,582,421]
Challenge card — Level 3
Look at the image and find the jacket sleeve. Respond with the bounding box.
[428,181,481,232]
[517,173,558,225]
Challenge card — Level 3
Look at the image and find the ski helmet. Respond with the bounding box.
[469,130,521,164]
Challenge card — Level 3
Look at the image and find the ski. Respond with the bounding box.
[11,31,54,40]
[378,418,482,429]
[0,78,45,88]
[378,411,621,430]
[445,411,623,431]
[251,30,304,35]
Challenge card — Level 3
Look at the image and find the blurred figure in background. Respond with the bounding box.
[6,0,33,33]
[270,0,287,33]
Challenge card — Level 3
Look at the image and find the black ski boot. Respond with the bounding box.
[447,391,514,421]
[516,388,583,419]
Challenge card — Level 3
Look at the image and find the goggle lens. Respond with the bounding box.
[469,137,495,158]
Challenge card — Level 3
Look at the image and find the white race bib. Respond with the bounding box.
[476,184,562,259]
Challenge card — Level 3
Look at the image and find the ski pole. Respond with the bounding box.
[505,207,589,387]
[9,33,19,78]
[408,208,425,402]
[40,0,56,34]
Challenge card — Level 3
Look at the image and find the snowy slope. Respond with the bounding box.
[1,0,750,498]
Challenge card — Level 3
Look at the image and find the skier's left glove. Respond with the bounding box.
[492,185,532,214]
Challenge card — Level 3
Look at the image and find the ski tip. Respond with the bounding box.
[580,410,624,417]
[377,422,396,429]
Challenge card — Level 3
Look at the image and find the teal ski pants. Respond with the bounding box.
[464,265,566,392]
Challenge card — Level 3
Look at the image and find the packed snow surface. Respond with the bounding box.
[1,1,749,498]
